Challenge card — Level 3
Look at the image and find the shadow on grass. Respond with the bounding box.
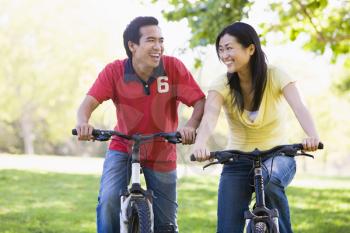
[288,187,350,233]
[177,177,219,233]
[1,170,349,233]
[0,170,99,233]
[177,176,350,233]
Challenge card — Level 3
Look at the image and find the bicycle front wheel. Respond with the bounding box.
[128,198,152,233]
[254,222,268,233]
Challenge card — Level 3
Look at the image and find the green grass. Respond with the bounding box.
[0,170,99,233]
[0,170,349,233]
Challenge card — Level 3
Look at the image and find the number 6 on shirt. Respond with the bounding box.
[157,76,169,93]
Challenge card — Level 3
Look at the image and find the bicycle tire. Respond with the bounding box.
[128,198,152,233]
[254,222,268,233]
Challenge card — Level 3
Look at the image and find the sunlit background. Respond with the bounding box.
[1,0,349,175]
[1,1,350,232]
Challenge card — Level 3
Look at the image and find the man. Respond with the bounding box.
[75,16,205,233]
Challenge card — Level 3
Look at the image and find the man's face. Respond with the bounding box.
[130,25,164,69]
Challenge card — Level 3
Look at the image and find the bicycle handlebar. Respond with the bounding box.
[72,129,182,144]
[190,143,324,164]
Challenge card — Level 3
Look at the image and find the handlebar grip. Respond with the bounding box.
[175,132,182,138]
[190,152,216,162]
[71,128,100,136]
[296,142,324,150]
[318,142,324,149]
[72,129,77,135]
[190,154,196,161]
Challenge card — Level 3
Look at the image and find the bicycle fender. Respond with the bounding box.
[120,195,131,233]
[146,197,154,232]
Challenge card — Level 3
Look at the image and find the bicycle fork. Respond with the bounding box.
[244,158,279,233]
[120,138,154,232]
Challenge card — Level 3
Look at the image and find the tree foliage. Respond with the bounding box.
[152,0,252,48]
[261,0,350,63]
[152,0,350,79]
[0,0,109,154]
[153,0,349,59]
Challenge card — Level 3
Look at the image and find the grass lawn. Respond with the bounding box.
[0,169,349,233]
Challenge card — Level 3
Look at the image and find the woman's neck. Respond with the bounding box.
[237,66,254,110]
[237,66,253,92]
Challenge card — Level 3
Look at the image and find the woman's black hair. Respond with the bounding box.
[215,22,267,112]
[123,16,159,58]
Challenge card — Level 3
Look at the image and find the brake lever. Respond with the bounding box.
[166,137,182,144]
[297,152,314,158]
[203,157,234,169]
[164,132,182,144]
[203,161,220,170]
[94,135,111,141]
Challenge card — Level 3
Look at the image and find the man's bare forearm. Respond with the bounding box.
[77,95,100,124]
[76,95,100,140]
[185,98,205,129]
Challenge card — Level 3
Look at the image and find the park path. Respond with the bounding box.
[0,154,220,177]
[1,154,348,188]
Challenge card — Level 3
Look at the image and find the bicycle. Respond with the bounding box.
[191,143,323,233]
[72,129,182,233]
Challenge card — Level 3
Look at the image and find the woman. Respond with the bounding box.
[192,22,320,233]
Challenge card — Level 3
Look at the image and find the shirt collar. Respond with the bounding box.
[124,58,166,84]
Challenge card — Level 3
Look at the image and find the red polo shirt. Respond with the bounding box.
[88,55,205,171]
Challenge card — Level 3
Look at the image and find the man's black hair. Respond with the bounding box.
[123,16,159,58]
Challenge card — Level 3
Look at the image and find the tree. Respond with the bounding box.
[151,0,350,85]
[0,0,110,154]
[260,0,349,63]
[149,0,350,170]
[153,0,251,48]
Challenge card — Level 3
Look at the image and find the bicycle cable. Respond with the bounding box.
[246,155,274,189]
[126,153,132,190]
[125,138,175,180]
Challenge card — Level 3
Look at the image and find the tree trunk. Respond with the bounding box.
[20,113,35,154]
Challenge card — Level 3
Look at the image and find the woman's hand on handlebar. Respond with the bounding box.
[191,145,211,162]
[75,123,94,141]
[302,137,320,151]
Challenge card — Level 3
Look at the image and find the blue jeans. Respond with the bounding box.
[96,150,178,233]
[217,155,296,233]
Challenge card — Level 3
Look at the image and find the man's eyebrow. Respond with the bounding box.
[145,36,164,40]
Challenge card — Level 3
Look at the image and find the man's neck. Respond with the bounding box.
[132,60,153,82]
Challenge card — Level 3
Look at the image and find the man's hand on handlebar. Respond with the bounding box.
[178,126,196,145]
[75,123,95,141]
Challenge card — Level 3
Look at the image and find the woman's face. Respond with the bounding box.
[218,33,253,73]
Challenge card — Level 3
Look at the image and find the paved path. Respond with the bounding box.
[1,154,349,188]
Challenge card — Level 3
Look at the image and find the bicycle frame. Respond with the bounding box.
[191,143,323,233]
[72,129,181,233]
[244,155,279,233]
[120,134,155,233]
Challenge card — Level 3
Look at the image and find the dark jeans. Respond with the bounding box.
[217,155,296,233]
[96,150,178,233]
